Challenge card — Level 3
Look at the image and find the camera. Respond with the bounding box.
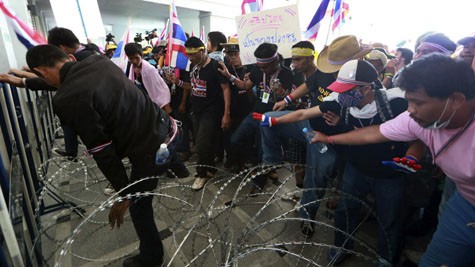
[134,33,143,43]
[145,29,157,41]
[105,33,115,42]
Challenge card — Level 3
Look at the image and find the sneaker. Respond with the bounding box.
[192,177,209,191]
[52,148,77,162]
[281,189,302,202]
[122,254,163,267]
[300,221,315,238]
[327,247,349,265]
[104,183,115,195]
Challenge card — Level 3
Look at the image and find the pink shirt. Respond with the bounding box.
[128,59,170,108]
[380,111,475,205]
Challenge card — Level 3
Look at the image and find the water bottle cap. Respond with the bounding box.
[302,127,309,132]
[160,143,168,149]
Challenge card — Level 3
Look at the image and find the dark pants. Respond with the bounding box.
[230,113,261,167]
[334,163,405,263]
[62,124,78,156]
[192,110,221,177]
[127,140,186,262]
[171,111,191,153]
[224,114,247,164]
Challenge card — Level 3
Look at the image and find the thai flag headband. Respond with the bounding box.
[418,42,452,55]
[256,52,278,63]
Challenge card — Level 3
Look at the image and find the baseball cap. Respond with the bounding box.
[327,59,378,93]
[365,50,388,67]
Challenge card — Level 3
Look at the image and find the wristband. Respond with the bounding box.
[284,94,293,105]
[384,72,394,77]
[229,75,237,82]
[177,80,184,87]
[327,136,335,145]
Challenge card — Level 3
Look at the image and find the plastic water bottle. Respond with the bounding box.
[155,143,170,165]
[302,128,328,153]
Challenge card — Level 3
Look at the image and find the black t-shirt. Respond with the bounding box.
[250,66,293,113]
[190,58,227,113]
[169,69,190,110]
[228,64,255,117]
[320,96,409,178]
[304,70,341,135]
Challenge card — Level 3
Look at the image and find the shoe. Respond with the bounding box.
[192,177,209,191]
[268,169,279,180]
[300,221,315,238]
[104,183,115,195]
[52,148,77,162]
[249,185,263,197]
[123,254,163,267]
[281,189,302,202]
[327,247,349,265]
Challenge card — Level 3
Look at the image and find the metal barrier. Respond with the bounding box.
[0,82,58,266]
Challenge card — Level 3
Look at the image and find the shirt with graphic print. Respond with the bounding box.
[190,58,227,114]
[304,70,342,135]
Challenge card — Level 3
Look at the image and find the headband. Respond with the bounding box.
[336,77,372,86]
[185,46,205,54]
[256,52,278,63]
[418,42,452,55]
[291,47,314,57]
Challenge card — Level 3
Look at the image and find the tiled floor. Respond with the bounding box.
[37,151,426,267]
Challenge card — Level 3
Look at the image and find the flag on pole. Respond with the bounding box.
[111,29,130,73]
[331,0,350,31]
[156,18,169,45]
[241,0,264,14]
[304,0,331,40]
[0,0,47,49]
[165,1,190,70]
[341,1,350,24]
[199,25,205,43]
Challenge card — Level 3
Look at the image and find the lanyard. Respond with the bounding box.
[431,111,475,163]
[262,68,281,93]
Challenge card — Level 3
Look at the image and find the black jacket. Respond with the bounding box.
[53,55,171,195]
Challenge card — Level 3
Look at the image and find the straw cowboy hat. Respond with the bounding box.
[317,35,373,73]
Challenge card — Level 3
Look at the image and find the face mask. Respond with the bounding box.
[338,88,365,107]
[425,98,456,129]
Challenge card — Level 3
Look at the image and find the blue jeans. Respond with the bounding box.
[333,163,405,263]
[420,191,475,267]
[259,111,336,218]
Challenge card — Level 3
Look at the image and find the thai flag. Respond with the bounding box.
[304,0,330,40]
[165,1,190,70]
[241,0,264,14]
[332,0,350,31]
[156,18,169,45]
[199,25,205,43]
[111,29,130,73]
[0,0,47,49]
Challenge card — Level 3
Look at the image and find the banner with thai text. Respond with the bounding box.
[235,5,301,65]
